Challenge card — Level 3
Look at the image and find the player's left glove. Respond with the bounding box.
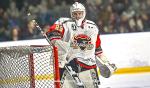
[96,53,117,78]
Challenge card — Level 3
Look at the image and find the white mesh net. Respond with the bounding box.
[0,45,57,88]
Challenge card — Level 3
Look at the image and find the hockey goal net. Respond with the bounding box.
[0,45,60,88]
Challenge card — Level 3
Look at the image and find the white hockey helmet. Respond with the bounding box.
[70,2,86,21]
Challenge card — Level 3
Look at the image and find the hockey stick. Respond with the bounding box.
[32,20,52,45]
[29,18,60,88]
[64,65,85,88]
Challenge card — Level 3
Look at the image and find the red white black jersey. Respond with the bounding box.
[47,17,102,66]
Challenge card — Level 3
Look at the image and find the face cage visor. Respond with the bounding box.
[70,2,86,20]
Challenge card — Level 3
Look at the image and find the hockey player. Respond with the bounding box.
[46,2,117,88]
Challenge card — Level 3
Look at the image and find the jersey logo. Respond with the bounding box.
[71,34,94,50]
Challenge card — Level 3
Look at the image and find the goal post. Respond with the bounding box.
[0,45,60,88]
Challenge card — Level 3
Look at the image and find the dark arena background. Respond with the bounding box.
[0,0,150,88]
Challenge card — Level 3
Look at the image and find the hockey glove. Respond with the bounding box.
[96,54,117,78]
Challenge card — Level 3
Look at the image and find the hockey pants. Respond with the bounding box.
[59,59,100,88]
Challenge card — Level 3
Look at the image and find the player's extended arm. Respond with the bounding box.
[95,35,117,78]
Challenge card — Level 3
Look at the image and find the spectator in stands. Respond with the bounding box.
[142,13,150,31]
[0,0,150,41]
[9,26,22,41]
[118,13,130,33]
[0,26,7,41]
[22,20,40,40]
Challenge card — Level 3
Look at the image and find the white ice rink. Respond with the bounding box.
[99,72,150,88]
[98,32,150,88]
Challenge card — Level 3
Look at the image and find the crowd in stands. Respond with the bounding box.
[0,0,150,41]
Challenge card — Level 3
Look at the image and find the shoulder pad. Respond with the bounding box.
[56,17,73,24]
[86,20,96,26]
